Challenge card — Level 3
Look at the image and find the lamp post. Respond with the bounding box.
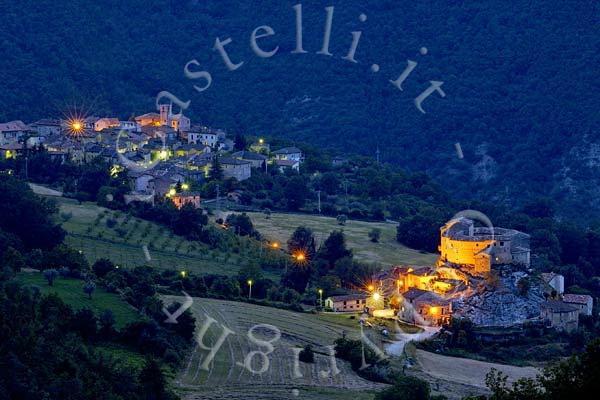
[247,279,253,299]
[318,289,323,308]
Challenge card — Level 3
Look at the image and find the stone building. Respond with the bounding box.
[438,218,530,276]
[540,300,579,332]
[324,294,368,312]
[562,294,593,316]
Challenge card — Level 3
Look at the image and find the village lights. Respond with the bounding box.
[182,183,190,190]
[247,279,253,299]
[318,288,323,307]
[180,270,187,278]
[259,138,264,144]
[373,292,381,301]
[429,306,439,315]
[71,121,82,131]
[367,284,375,292]
[270,241,280,249]
[167,188,176,197]
[159,150,168,160]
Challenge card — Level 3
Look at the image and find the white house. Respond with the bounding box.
[188,131,218,147]
[272,146,303,162]
[119,121,140,132]
[563,294,594,316]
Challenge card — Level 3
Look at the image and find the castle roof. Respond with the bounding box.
[541,300,578,313]
[563,294,592,305]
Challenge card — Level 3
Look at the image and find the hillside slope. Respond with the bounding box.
[1,0,598,219]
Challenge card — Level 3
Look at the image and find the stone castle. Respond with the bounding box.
[437,217,531,276]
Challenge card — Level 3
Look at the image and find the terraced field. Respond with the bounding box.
[165,297,386,400]
[53,197,277,278]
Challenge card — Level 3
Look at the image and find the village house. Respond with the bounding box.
[0,120,29,146]
[562,294,593,316]
[94,118,120,132]
[135,113,161,127]
[31,119,61,136]
[221,157,251,181]
[119,120,140,132]
[275,158,300,172]
[232,150,267,169]
[272,146,303,162]
[188,129,219,147]
[540,300,579,332]
[170,192,201,209]
[324,294,368,312]
[400,288,452,326]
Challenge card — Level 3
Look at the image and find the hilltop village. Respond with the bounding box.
[327,217,592,333]
[0,105,302,205]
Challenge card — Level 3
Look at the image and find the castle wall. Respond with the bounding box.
[439,236,494,267]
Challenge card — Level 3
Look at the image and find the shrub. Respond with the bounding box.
[298,345,314,363]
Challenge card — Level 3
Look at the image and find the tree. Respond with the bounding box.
[72,308,98,340]
[226,213,256,237]
[287,226,316,259]
[99,309,116,337]
[374,375,435,400]
[369,228,382,243]
[318,230,352,268]
[299,345,315,363]
[233,133,247,151]
[43,268,59,286]
[83,280,96,299]
[139,358,167,400]
[284,176,308,211]
[93,258,115,278]
[208,154,223,181]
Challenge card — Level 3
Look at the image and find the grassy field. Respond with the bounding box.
[17,272,140,329]
[53,197,276,279]
[164,296,386,400]
[242,212,437,267]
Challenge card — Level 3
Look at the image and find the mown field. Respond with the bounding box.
[242,212,437,267]
[54,197,277,279]
[17,272,140,329]
[165,297,386,400]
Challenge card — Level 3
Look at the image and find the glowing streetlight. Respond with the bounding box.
[367,284,375,292]
[247,279,253,299]
[317,288,323,308]
[294,252,306,262]
[167,188,176,197]
[271,242,280,249]
[373,292,381,301]
[180,270,187,278]
[182,183,190,191]
[259,138,264,144]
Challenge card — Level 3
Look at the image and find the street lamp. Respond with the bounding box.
[318,288,323,308]
[180,270,187,278]
[271,242,280,249]
[247,279,253,299]
[373,292,381,301]
[367,284,375,292]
